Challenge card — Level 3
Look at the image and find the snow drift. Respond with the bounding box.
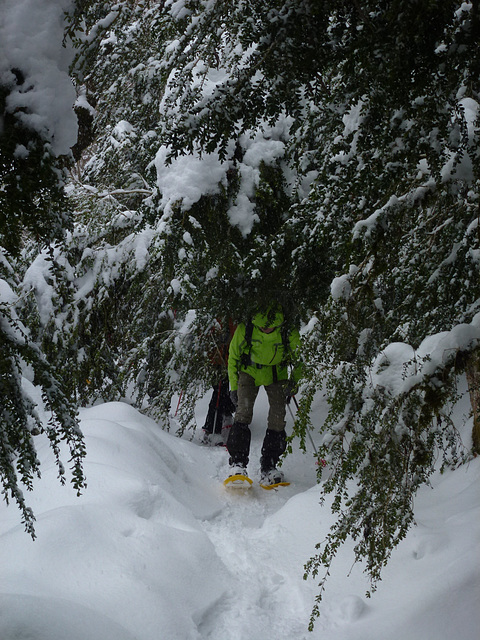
[0,392,479,640]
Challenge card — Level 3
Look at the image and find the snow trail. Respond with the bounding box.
[192,438,316,640]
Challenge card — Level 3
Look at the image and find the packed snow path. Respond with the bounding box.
[178,388,323,640]
[195,448,319,640]
[0,396,479,640]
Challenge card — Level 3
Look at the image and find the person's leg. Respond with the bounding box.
[226,372,258,468]
[226,422,251,467]
[234,372,259,425]
[215,378,233,434]
[203,385,219,434]
[264,380,287,433]
[260,429,287,473]
[219,378,234,443]
[260,381,287,473]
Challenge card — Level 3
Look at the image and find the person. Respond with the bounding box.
[226,305,302,485]
[202,319,236,445]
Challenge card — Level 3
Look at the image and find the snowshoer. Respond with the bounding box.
[226,305,302,485]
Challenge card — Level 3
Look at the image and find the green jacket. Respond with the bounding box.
[228,315,302,390]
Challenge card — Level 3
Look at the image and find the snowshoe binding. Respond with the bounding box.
[224,465,253,489]
[259,468,290,490]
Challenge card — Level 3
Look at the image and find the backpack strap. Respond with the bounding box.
[279,323,292,367]
[240,320,254,368]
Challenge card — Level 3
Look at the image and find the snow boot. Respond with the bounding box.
[224,462,253,489]
[228,464,248,478]
[260,467,285,486]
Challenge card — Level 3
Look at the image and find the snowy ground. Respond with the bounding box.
[0,386,479,640]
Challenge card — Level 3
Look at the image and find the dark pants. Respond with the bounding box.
[203,378,235,434]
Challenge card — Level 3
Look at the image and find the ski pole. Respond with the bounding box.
[213,379,222,433]
[288,396,318,456]
[174,390,183,417]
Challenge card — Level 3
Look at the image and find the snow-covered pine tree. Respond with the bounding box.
[21,0,478,614]
[0,81,68,256]
[156,0,480,622]
[136,0,333,423]
[292,1,480,623]
[0,0,86,534]
[21,1,169,410]
[138,0,333,424]
[52,0,328,429]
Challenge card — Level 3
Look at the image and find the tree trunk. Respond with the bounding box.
[465,348,480,455]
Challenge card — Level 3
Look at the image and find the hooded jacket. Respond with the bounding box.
[228,310,302,390]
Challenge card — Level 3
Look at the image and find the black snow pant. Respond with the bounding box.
[203,378,235,434]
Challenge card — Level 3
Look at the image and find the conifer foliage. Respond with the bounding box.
[0,0,87,535]
[42,0,479,610]
[154,0,480,618]
[53,0,329,430]
[2,0,479,620]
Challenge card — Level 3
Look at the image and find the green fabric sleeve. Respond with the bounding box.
[228,323,245,391]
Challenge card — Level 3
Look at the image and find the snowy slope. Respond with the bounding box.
[0,389,479,640]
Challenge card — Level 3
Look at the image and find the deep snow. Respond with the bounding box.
[0,385,479,640]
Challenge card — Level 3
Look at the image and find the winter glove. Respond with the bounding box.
[284,380,298,404]
[229,389,238,409]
